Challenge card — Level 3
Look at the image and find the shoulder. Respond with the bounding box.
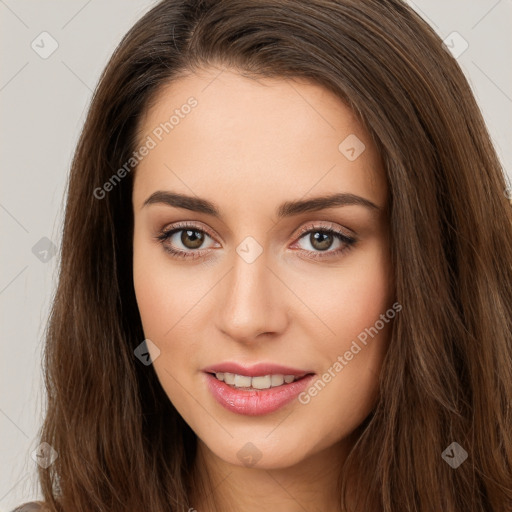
[11,502,45,511]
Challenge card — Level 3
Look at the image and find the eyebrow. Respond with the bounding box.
[142,191,381,218]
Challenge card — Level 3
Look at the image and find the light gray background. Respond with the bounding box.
[1,0,510,509]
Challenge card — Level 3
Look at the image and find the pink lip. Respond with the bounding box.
[202,361,313,377]
[204,373,316,416]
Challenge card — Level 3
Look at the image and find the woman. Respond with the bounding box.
[14,0,512,510]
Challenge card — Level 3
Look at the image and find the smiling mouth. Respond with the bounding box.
[207,371,313,390]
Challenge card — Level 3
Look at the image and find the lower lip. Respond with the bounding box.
[204,372,316,416]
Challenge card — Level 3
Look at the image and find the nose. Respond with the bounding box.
[215,250,289,343]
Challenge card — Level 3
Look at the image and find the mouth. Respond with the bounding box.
[206,371,314,391]
[204,371,317,416]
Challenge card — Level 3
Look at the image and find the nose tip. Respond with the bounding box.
[215,257,288,343]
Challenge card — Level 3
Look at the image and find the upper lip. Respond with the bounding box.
[202,362,314,378]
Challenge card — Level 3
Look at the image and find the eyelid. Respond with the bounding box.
[157,220,219,244]
[156,220,356,260]
[293,220,355,240]
[158,220,354,242]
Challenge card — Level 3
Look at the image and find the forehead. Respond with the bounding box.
[132,67,387,214]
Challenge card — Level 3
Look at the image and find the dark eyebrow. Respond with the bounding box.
[142,191,381,217]
[277,193,380,217]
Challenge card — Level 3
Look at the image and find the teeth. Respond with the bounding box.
[271,374,284,386]
[234,374,252,388]
[214,372,302,389]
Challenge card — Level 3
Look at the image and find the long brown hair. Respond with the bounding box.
[29,0,512,510]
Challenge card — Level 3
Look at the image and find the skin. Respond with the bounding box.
[132,66,393,512]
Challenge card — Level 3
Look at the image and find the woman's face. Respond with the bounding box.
[132,67,394,469]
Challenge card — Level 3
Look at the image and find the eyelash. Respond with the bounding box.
[155,221,357,261]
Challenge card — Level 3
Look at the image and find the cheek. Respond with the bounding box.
[132,231,215,385]
[296,238,393,344]
[132,238,198,406]
[133,229,202,340]
[133,235,222,431]
[133,239,172,340]
[291,240,393,422]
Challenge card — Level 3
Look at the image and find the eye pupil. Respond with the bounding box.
[181,229,204,249]
[310,231,333,251]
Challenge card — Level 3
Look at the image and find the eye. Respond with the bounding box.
[155,221,357,261]
[290,222,356,260]
[155,222,218,260]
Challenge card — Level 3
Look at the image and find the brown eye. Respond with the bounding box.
[308,231,335,251]
[292,224,357,260]
[180,229,205,249]
[156,223,218,260]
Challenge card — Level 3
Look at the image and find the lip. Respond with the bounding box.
[205,372,316,416]
[202,361,313,377]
